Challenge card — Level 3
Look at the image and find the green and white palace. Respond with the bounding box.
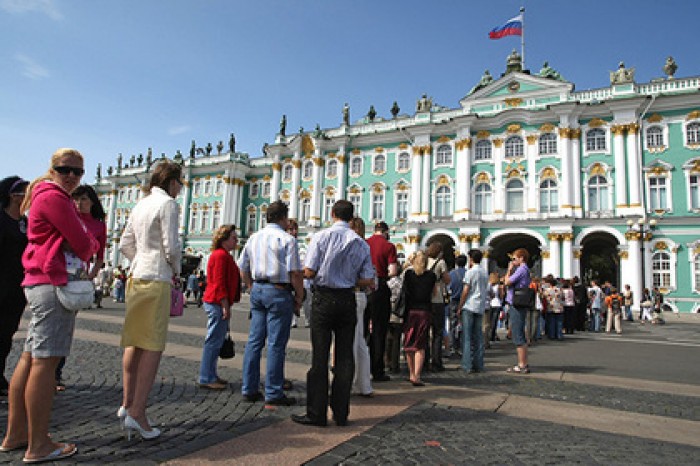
[95,53,700,313]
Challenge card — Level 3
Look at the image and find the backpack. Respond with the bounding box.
[610,295,622,315]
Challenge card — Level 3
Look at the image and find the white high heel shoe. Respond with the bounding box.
[123,415,161,440]
[117,406,155,430]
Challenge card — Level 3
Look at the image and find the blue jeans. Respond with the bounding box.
[461,311,484,372]
[547,313,564,339]
[198,302,228,384]
[590,308,601,332]
[624,305,633,321]
[242,283,294,400]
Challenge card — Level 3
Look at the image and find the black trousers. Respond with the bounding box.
[367,281,390,378]
[427,303,445,369]
[0,288,26,389]
[306,288,356,423]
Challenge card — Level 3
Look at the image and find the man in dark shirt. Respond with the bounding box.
[365,221,397,382]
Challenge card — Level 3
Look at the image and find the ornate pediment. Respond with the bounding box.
[460,71,574,110]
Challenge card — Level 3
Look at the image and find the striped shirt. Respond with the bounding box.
[304,221,375,289]
[237,223,301,284]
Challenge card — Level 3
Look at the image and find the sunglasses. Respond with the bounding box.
[53,166,85,176]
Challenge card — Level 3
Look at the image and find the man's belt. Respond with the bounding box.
[312,285,354,293]
[254,279,292,291]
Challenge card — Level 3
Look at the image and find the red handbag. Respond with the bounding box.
[170,286,184,317]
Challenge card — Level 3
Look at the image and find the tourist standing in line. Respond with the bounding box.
[291,200,375,427]
[487,273,504,344]
[504,248,531,374]
[640,288,653,324]
[365,221,397,382]
[447,255,467,354]
[198,224,240,390]
[401,250,437,386]
[562,279,576,334]
[348,217,373,397]
[605,287,623,334]
[588,280,604,332]
[186,271,199,304]
[238,201,302,406]
[542,276,564,340]
[118,160,183,440]
[623,284,634,322]
[0,176,28,398]
[385,262,404,375]
[426,243,450,372]
[456,249,489,373]
[2,149,97,462]
[572,276,588,331]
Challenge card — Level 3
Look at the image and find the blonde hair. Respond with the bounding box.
[412,250,428,276]
[211,224,236,251]
[21,148,83,214]
[489,272,500,285]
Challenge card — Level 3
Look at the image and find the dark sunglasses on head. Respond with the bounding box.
[53,166,85,176]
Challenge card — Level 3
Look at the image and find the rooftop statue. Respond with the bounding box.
[663,56,678,79]
[206,142,213,156]
[137,153,143,166]
[468,70,494,95]
[313,124,325,138]
[96,163,101,180]
[107,166,113,176]
[190,140,196,158]
[279,115,287,136]
[174,150,183,162]
[117,153,123,169]
[505,49,522,74]
[229,133,236,153]
[391,101,400,119]
[262,142,269,156]
[610,61,635,85]
[416,94,433,112]
[538,61,565,81]
[342,103,350,125]
[129,155,136,167]
[367,105,377,122]
[146,149,152,166]
[217,140,224,154]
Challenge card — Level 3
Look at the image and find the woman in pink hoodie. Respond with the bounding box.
[1,148,97,463]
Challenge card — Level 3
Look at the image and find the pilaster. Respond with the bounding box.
[308,152,323,227]
[612,124,628,212]
[625,123,644,216]
[409,148,423,222]
[558,128,574,216]
[624,230,643,313]
[270,159,281,202]
[526,135,537,214]
[493,138,504,217]
[547,233,562,278]
[289,152,302,219]
[570,129,583,217]
[454,136,472,221]
[561,232,573,278]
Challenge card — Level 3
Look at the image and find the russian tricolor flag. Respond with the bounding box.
[488,14,523,39]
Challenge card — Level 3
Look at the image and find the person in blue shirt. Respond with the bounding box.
[447,255,467,356]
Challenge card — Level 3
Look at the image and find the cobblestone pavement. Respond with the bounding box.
[1,305,699,464]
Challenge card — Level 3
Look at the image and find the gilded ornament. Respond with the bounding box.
[561,233,574,242]
[299,190,311,199]
[476,130,491,139]
[262,175,271,181]
[504,98,523,107]
[437,175,450,187]
[349,186,361,194]
[539,123,556,132]
[371,183,384,193]
[271,163,282,171]
[507,124,521,134]
[493,138,503,148]
[654,241,668,250]
[647,113,663,123]
[541,167,556,179]
[686,110,700,121]
[352,148,361,155]
[458,233,470,242]
[396,243,404,251]
[476,172,490,183]
[570,128,582,139]
[437,136,451,143]
[247,206,256,212]
[375,147,384,153]
[526,135,538,145]
[399,143,409,149]
[456,138,472,150]
[506,169,520,179]
[690,160,700,174]
[337,155,346,163]
[472,234,481,242]
[619,251,629,259]
[558,127,571,138]
[611,125,627,136]
[302,135,315,155]
[588,118,606,128]
[650,166,667,175]
[292,160,302,168]
[406,234,421,244]
[590,163,606,176]
[313,157,324,166]
[573,250,582,259]
[547,233,562,241]
[541,250,550,259]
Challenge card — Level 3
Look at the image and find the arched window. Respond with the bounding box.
[539,178,558,213]
[300,198,311,223]
[505,136,524,158]
[193,181,201,197]
[586,128,607,151]
[203,181,211,196]
[694,254,700,292]
[350,157,362,176]
[649,175,668,210]
[397,152,411,171]
[373,154,386,173]
[250,182,259,197]
[646,126,664,148]
[435,185,452,217]
[371,191,385,220]
[538,133,557,155]
[282,164,293,182]
[200,207,209,231]
[302,160,313,179]
[652,251,671,288]
[474,183,492,215]
[506,179,525,212]
[349,193,362,217]
[262,182,271,198]
[326,159,338,178]
[474,140,492,161]
[435,144,452,165]
[588,175,609,211]
[686,122,700,145]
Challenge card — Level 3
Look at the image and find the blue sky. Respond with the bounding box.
[2,0,699,182]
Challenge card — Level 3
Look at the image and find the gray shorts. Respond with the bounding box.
[23,284,76,358]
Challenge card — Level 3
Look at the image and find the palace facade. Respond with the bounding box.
[95,54,700,313]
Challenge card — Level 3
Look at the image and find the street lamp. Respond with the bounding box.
[626,217,658,293]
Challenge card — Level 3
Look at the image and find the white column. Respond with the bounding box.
[454,137,471,221]
[572,248,582,278]
[458,232,470,255]
[626,123,643,214]
[220,171,233,223]
[336,150,347,199]
[548,233,561,278]
[571,129,583,217]
[230,179,243,228]
[561,233,573,279]
[289,153,302,219]
[624,231,643,314]
[421,147,431,217]
[558,129,573,215]
[270,159,281,202]
[409,149,422,221]
[526,135,538,214]
[493,138,504,216]
[309,154,323,227]
[470,234,481,250]
[612,125,628,211]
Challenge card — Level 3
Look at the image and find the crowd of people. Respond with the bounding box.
[0,149,671,461]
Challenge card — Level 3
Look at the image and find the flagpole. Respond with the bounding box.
[520,6,525,70]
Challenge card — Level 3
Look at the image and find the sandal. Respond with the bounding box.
[506,365,530,374]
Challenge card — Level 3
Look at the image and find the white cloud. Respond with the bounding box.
[15,53,50,80]
[168,125,191,135]
[0,0,63,20]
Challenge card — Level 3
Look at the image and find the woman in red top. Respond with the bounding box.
[198,224,241,389]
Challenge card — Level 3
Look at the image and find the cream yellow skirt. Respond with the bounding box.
[121,278,170,352]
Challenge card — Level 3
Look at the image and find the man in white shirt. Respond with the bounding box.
[456,249,489,373]
[588,280,604,332]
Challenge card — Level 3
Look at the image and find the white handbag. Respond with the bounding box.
[56,280,95,311]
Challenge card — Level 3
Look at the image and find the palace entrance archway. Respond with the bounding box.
[580,231,620,287]
[425,233,456,269]
[488,234,542,277]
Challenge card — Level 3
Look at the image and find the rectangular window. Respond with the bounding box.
[372,193,384,220]
[324,197,334,222]
[349,194,361,217]
[396,192,408,220]
[649,177,667,210]
[690,175,699,209]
